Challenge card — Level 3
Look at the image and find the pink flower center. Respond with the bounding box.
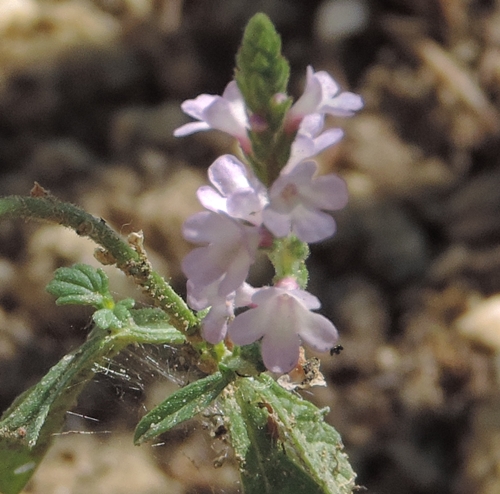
[281,183,299,204]
[275,277,299,290]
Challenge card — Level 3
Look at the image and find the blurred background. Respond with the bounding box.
[1,0,500,492]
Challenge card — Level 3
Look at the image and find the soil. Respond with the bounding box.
[1,1,500,493]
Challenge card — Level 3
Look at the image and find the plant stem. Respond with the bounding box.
[0,194,198,334]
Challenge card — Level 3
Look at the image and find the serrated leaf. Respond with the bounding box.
[93,308,123,330]
[259,374,356,493]
[72,263,108,292]
[220,383,324,494]
[0,327,120,494]
[46,264,113,309]
[220,375,357,494]
[117,298,135,310]
[134,370,234,444]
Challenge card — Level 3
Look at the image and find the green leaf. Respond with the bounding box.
[126,308,186,345]
[134,369,235,444]
[0,302,188,494]
[93,308,123,330]
[0,326,121,494]
[129,307,173,327]
[220,375,357,494]
[46,264,114,309]
[221,385,321,494]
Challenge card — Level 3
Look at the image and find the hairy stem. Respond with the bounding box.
[0,194,198,334]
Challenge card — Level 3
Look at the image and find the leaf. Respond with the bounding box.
[46,264,113,309]
[125,308,186,345]
[221,385,322,494]
[0,326,120,494]
[219,375,357,494]
[260,374,356,493]
[130,307,175,328]
[134,369,234,444]
[92,308,123,330]
[0,304,188,494]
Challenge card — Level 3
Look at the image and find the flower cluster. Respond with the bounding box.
[176,66,362,373]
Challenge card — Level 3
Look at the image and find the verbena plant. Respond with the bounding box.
[0,14,363,494]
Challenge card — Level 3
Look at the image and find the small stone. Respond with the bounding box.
[456,295,500,352]
[0,0,39,34]
[314,0,370,43]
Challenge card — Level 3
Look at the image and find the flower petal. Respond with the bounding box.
[173,121,211,137]
[202,303,232,344]
[197,186,228,213]
[173,81,249,147]
[217,247,255,297]
[228,308,266,346]
[303,173,348,211]
[288,66,327,118]
[291,205,336,243]
[208,155,250,197]
[181,94,217,119]
[298,312,338,352]
[227,189,265,225]
[234,283,257,307]
[203,97,248,142]
[322,92,364,116]
[288,289,321,310]
[262,207,292,238]
[261,329,301,374]
[182,247,224,287]
[182,211,217,244]
[299,113,326,138]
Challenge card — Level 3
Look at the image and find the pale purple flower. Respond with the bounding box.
[228,286,338,373]
[286,114,344,171]
[262,160,348,243]
[182,211,260,297]
[187,279,255,344]
[286,66,363,132]
[174,81,251,152]
[197,154,268,225]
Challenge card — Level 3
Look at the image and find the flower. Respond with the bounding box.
[262,160,348,243]
[182,211,260,297]
[286,66,364,131]
[286,113,344,171]
[173,81,251,152]
[197,154,268,225]
[187,279,255,344]
[228,285,338,373]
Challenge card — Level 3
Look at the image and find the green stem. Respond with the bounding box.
[0,195,198,333]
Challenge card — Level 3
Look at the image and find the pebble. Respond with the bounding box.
[0,0,39,34]
[456,295,500,352]
[314,0,370,43]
